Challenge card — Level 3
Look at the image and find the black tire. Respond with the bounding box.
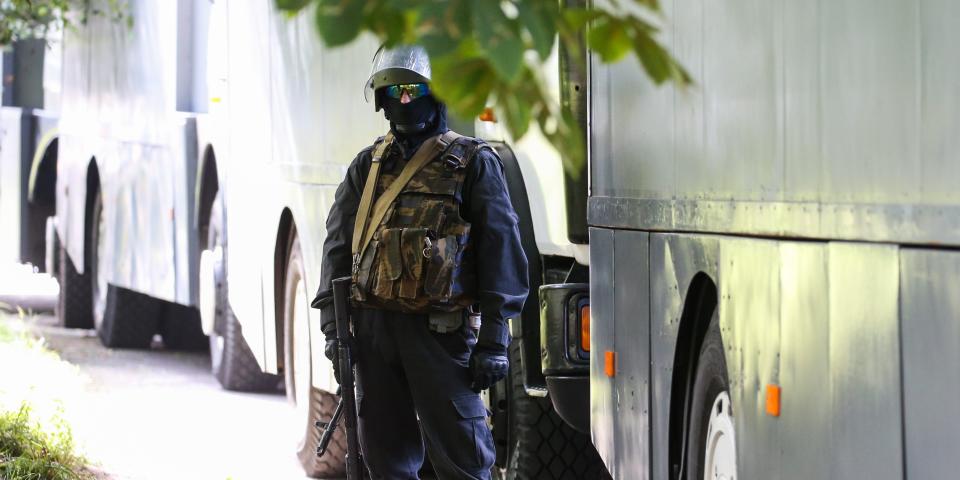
[97,285,162,349]
[212,305,279,391]
[205,192,279,391]
[684,313,731,480]
[283,234,346,478]
[56,242,93,329]
[159,302,209,351]
[502,340,607,480]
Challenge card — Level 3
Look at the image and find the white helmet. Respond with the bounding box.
[364,45,432,111]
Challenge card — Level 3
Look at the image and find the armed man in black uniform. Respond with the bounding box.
[311,45,529,479]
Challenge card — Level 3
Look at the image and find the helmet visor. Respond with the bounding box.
[364,45,432,103]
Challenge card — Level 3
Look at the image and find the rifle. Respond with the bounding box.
[315,276,365,479]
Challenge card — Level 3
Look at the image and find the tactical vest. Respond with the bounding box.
[351,130,491,314]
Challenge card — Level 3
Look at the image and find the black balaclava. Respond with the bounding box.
[380,92,448,159]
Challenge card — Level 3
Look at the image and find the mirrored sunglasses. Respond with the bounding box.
[385,83,430,100]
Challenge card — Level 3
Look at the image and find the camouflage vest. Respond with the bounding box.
[351,130,491,314]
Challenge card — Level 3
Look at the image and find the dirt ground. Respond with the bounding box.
[15,315,316,480]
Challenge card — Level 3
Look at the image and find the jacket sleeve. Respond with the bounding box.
[462,147,530,352]
[313,148,372,337]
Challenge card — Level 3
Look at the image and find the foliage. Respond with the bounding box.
[0,0,67,44]
[276,0,691,171]
[0,0,131,46]
[0,403,92,480]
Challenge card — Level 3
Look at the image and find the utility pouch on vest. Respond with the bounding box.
[423,231,468,299]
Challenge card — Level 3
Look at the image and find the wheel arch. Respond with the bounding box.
[195,144,220,249]
[83,158,102,267]
[23,133,58,271]
[668,271,720,476]
[489,141,545,394]
[28,134,58,205]
[273,207,296,373]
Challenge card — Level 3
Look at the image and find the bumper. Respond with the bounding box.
[539,283,590,434]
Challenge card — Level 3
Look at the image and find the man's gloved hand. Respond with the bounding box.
[469,347,509,393]
[324,337,340,385]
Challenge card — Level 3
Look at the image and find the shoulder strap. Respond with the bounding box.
[353,130,462,263]
[351,132,394,263]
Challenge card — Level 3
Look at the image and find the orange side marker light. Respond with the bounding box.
[604,351,616,377]
[478,107,497,122]
[765,384,781,417]
[580,305,591,352]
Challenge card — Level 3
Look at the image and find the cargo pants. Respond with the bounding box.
[353,308,496,480]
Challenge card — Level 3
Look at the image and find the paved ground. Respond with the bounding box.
[0,264,318,480]
[18,316,314,480]
[35,317,314,480]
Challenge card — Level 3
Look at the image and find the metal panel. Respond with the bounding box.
[589,228,616,469]
[777,243,831,479]
[827,242,902,479]
[900,249,960,479]
[172,116,198,305]
[781,0,821,202]
[224,0,275,350]
[718,238,781,480]
[0,108,24,265]
[919,0,960,204]
[648,233,719,480]
[589,197,960,247]
[669,0,704,205]
[612,230,649,478]
[820,0,920,204]
[699,0,783,202]
[589,0,960,244]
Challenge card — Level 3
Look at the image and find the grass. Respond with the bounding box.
[0,315,94,480]
[0,404,91,480]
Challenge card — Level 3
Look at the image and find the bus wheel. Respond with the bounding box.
[57,242,92,329]
[90,191,159,348]
[685,315,737,480]
[500,340,607,479]
[282,233,345,478]
[204,193,278,391]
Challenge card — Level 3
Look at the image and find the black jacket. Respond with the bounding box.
[311,106,528,353]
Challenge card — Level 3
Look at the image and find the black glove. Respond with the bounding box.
[469,347,509,392]
[324,337,340,385]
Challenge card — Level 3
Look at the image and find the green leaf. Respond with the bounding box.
[431,53,497,117]
[636,0,661,11]
[314,0,364,47]
[416,0,467,58]
[587,17,632,63]
[501,87,532,139]
[632,30,674,84]
[275,0,312,13]
[516,0,558,60]
[562,8,603,32]
[365,3,409,47]
[470,0,524,82]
